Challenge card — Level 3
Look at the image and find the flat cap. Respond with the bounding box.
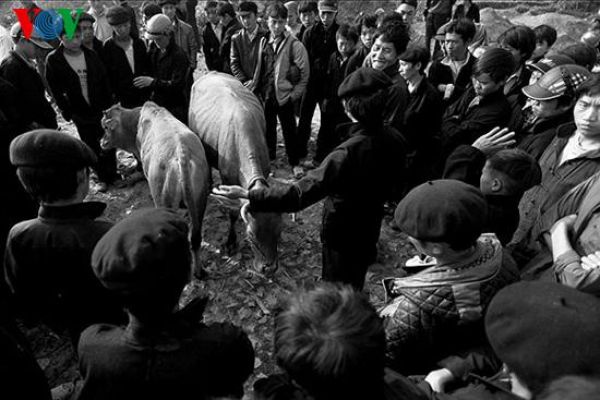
[523,64,592,101]
[337,67,393,98]
[10,129,97,168]
[394,180,487,244]
[486,281,600,393]
[106,5,130,26]
[92,208,191,295]
[78,11,96,24]
[317,0,337,12]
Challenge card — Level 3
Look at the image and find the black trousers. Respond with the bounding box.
[322,242,377,291]
[297,82,325,160]
[73,115,118,184]
[315,109,348,163]
[265,97,300,166]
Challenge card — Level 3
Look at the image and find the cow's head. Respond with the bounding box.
[100,103,125,150]
[240,201,283,274]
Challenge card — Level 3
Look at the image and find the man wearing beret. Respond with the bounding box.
[75,208,254,400]
[380,179,519,375]
[214,67,402,290]
[46,19,118,191]
[3,130,125,345]
[102,5,151,108]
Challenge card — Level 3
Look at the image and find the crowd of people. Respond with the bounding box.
[3,0,600,399]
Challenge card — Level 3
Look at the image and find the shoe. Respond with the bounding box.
[292,166,304,179]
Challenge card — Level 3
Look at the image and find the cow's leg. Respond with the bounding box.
[191,228,207,280]
[225,209,239,256]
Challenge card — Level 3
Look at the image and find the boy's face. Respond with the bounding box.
[239,10,257,30]
[472,72,503,98]
[371,37,398,71]
[445,32,468,60]
[162,4,177,20]
[268,16,286,37]
[500,41,525,66]
[574,93,600,139]
[397,3,416,27]
[287,9,298,26]
[336,36,355,58]
[205,7,218,24]
[319,10,336,29]
[300,11,315,28]
[361,25,376,49]
[399,60,420,81]
[61,30,83,51]
[79,20,95,43]
[112,21,131,40]
[524,97,562,120]
[532,40,549,60]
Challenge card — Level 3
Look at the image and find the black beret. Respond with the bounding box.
[10,129,97,168]
[106,6,131,26]
[142,2,163,18]
[78,12,96,24]
[337,67,393,98]
[394,180,487,244]
[486,282,600,393]
[92,208,191,295]
[158,0,178,6]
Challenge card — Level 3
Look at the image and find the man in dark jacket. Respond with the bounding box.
[103,5,151,108]
[217,1,242,73]
[46,24,118,190]
[297,0,340,161]
[202,1,222,71]
[134,14,190,123]
[79,12,105,57]
[1,23,56,130]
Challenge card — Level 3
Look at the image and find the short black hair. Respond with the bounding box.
[265,2,287,19]
[336,24,358,44]
[355,12,377,30]
[379,11,403,28]
[399,45,430,74]
[560,43,598,71]
[534,24,557,47]
[576,73,600,100]
[16,166,84,203]
[275,283,386,399]
[217,1,235,18]
[204,1,218,10]
[375,20,409,56]
[487,149,541,195]
[445,18,476,43]
[299,1,318,14]
[473,47,515,83]
[498,25,537,62]
[238,1,257,14]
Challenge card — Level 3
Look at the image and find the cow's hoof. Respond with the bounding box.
[193,268,209,280]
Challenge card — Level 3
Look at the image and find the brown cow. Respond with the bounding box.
[189,72,282,273]
[101,101,210,277]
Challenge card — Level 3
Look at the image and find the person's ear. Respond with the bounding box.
[415,61,422,72]
[491,177,503,193]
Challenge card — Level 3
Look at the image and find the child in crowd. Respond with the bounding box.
[75,208,254,400]
[530,24,557,63]
[298,0,318,40]
[4,130,124,344]
[381,179,519,374]
[200,1,221,71]
[316,24,358,162]
[440,47,513,158]
[346,13,377,74]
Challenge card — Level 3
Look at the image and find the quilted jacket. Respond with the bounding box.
[380,234,519,375]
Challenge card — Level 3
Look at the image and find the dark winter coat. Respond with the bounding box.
[0,51,57,129]
[346,44,370,75]
[102,37,151,108]
[380,235,519,375]
[302,21,339,89]
[428,53,477,107]
[230,26,269,84]
[517,111,574,161]
[219,18,243,73]
[3,203,125,343]
[46,45,113,120]
[202,22,221,71]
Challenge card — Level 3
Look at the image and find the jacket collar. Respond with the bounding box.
[530,111,573,135]
[38,201,107,220]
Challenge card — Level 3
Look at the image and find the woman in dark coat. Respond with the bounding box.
[214,68,404,290]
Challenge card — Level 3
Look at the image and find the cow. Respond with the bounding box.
[100,101,210,277]
[189,72,282,273]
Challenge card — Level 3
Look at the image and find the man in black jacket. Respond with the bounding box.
[202,1,222,71]
[46,24,117,191]
[297,0,339,162]
[1,23,56,130]
[217,1,242,73]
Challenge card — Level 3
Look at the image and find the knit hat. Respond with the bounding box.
[486,281,600,393]
[106,6,131,26]
[92,208,191,296]
[522,64,592,101]
[337,67,393,98]
[394,180,487,246]
[10,129,97,169]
